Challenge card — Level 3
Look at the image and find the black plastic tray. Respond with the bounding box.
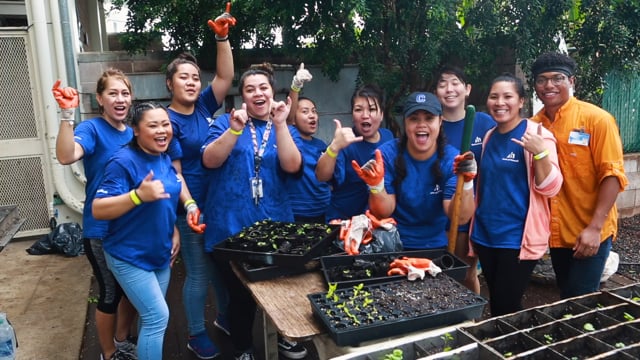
[320,249,469,288]
[213,221,339,267]
[239,259,319,282]
[308,274,487,346]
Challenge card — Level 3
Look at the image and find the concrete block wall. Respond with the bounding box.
[618,153,640,218]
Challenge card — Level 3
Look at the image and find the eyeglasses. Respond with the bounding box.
[535,74,567,86]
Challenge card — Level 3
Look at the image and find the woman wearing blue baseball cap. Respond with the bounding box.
[352,92,476,250]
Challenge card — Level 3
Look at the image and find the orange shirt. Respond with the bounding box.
[532,97,628,248]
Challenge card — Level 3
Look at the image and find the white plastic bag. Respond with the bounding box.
[600,251,619,283]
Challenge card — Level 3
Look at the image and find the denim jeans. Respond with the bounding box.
[550,237,612,299]
[176,216,229,336]
[104,252,170,360]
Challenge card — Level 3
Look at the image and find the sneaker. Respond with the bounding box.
[278,337,308,359]
[213,314,231,336]
[234,351,255,360]
[187,332,220,359]
[114,336,137,359]
[101,349,137,360]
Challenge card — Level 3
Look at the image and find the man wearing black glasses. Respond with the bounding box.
[531,52,628,299]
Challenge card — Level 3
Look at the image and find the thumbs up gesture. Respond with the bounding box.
[291,63,312,92]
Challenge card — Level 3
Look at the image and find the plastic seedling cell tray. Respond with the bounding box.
[213,221,339,267]
[537,300,590,320]
[563,311,619,333]
[308,274,486,346]
[591,322,640,349]
[320,249,469,289]
[459,318,517,342]
[412,328,475,357]
[607,283,640,304]
[569,292,626,310]
[499,309,554,330]
[598,303,640,323]
[548,335,615,359]
[525,321,582,345]
[620,343,640,357]
[482,332,542,358]
[506,346,567,360]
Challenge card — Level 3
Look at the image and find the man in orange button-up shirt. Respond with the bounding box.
[530,52,628,299]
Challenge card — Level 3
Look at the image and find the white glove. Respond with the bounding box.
[291,63,312,91]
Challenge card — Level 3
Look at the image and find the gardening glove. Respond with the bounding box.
[339,214,373,255]
[291,63,312,92]
[207,2,236,41]
[364,210,396,231]
[51,80,79,121]
[185,201,206,234]
[453,151,477,183]
[352,149,385,194]
[387,257,442,281]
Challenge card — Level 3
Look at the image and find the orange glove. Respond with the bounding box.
[352,149,385,193]
[387,256,442,280]
[185,201,206,234]
[453,151,477,183]
[207,2,237,40]
[336,215,373,255]
[365,210,396,230]
[51,80,79,109]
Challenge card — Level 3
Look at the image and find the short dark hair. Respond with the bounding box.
[531,52,577,79]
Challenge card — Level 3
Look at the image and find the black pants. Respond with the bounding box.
[211,255,257,354]
[474,242,538,317]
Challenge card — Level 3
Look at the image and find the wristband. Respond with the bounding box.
[229,128,243,136]
[129,189,143,206]
[290,84,301,93]
[369,182,385,194]
[183,199,196,211]
[215,35,229,42]
[463,181,474,191]
[533,149,549,160]
[325,146,338,159]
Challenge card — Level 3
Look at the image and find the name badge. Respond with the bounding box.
[568,130,590,146]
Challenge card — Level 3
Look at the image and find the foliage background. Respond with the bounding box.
[111,0,640,122]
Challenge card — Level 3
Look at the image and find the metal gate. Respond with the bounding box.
[0,30,53,236]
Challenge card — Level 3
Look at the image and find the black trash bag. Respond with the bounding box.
[27,222,83,257]
[360,225,403,254]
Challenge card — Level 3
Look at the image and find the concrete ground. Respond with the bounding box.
[0,237,91,359]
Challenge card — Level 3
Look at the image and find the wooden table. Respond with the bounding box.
[232,263,475,359]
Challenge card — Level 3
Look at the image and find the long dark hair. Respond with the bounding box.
[392,127,448,189]
[165,52,200,94]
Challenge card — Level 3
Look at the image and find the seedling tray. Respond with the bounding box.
[213,221,339,266]
[320,249,469,289]
[308,273,486,346]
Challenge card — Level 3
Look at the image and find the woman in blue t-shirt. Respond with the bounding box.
[353,92,476,250]
[93,102,181,360]
[316,84,395,222]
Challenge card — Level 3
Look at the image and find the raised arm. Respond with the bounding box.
[52,80,85,164]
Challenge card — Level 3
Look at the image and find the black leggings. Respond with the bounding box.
[474,242,538,317]
[83,238,125,314]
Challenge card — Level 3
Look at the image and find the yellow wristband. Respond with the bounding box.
[183,199,196,211]
[129,189,143,206]
[229,128,243,136]
[325,146,338,159]
[534,149,549,160]
[291,85,301,93]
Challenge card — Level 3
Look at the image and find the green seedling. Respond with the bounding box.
[583,322,595,331]
[504,351,514,358]
[615,342,626,348]
[623,312,635,321]
[441,332,454,351]
[631,296,640,302]
[543,333,554,344]
[383,348,403,360]
[562,313,573,319]
[326,282,338,300]
[87,296,98,304]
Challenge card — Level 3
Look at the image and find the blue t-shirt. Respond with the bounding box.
[96,147,181,270]
[380,140,459,249]
[74,118,133,238]
[167,85,221,208]
[442,111,496,161]
[201,115,304,251]
[286,136,331,218]
[326,128,395,221]
[472,120,529,249]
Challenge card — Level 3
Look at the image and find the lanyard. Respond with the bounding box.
[247,118,272,176]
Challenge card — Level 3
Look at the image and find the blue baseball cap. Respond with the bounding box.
[403,92,442,118]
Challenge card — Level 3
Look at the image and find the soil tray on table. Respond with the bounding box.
[320,249,469,289]
[308,273,486,346]
[213,220,339,267]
